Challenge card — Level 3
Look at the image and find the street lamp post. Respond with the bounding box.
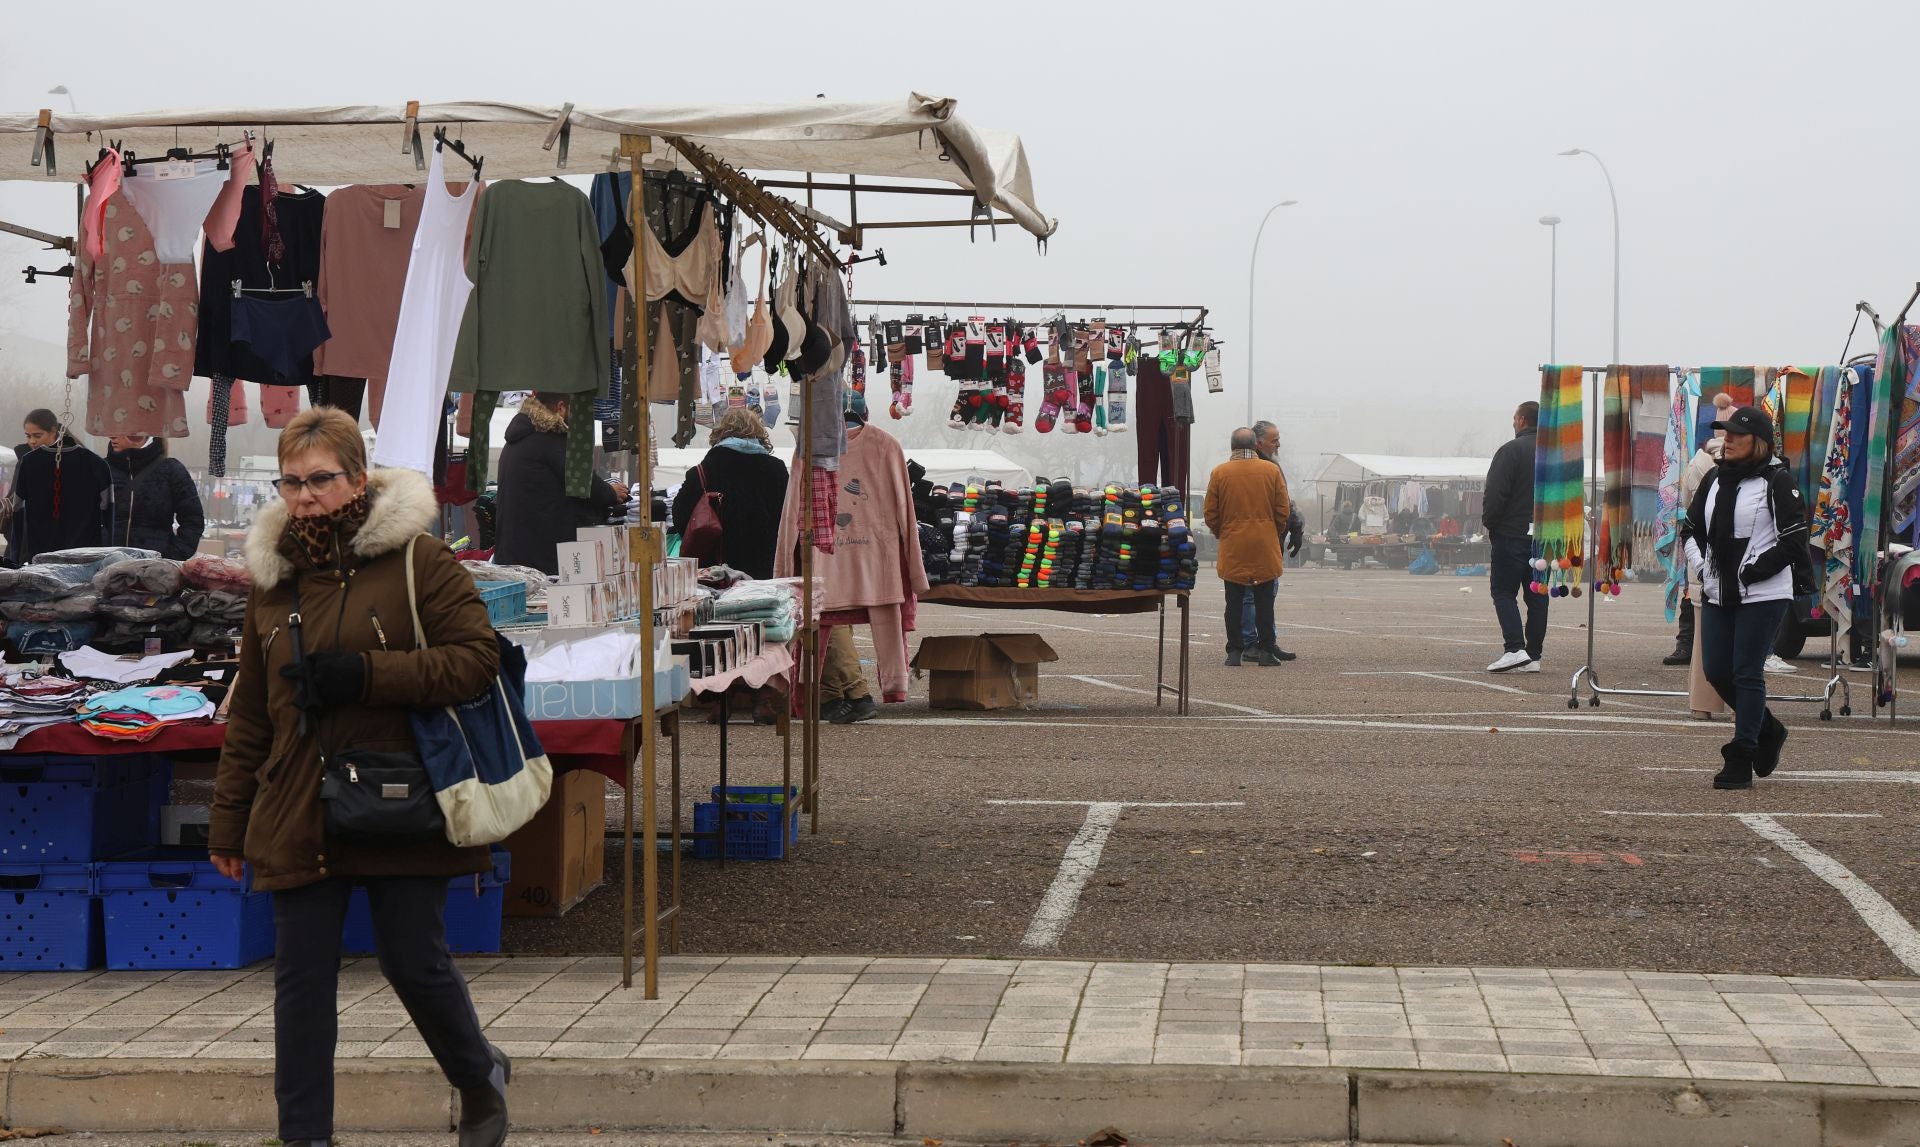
[46,86,77,114]
[1245,199,1298,427]
[1559,149,1619,365]
[1538,215,1561,362]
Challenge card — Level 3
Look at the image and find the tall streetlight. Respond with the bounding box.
[1559,148,1619,365]
[46,86,77,114]
[1538,215,1561,362]
[1246,199,1299,426]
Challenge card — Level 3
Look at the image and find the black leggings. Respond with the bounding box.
[271,876,493,1142]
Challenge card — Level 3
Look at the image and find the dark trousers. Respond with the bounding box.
[272,876,493,1142]
[1225,579,1277,653]
[1700,597,1790,750]
[1674,594,1695,651]
[1133,358,1189,487]
[1489,531,1548,659]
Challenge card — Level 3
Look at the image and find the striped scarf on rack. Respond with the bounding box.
[1692,367,1761,449]
[1812,367,1858,644]
[1627,365,1671,577]
[1597,367,1634,587]
[1806,366,1842,510]
[1766,368,1819,504]
[1533,365,1586,593]
[1862,329,1902,570]
[1656,380,1690,622]
[1890,325,1920,535]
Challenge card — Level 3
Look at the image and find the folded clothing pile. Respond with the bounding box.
[712,580,801,644]
[182,588,248,648]
[0,670,91,749]
[0,547,158,651]
[77,683,214,742]
[92,558,190,638]
[180,553,252,595]
[4,619,100,656]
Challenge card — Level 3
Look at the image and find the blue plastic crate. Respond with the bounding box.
[98,857,274,970]
[0,861,100,970]
[341,848,510,955]
[692,786,800,861]
[476,580,528,627]
[0,755,168,862]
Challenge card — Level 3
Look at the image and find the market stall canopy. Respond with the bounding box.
[0,95,1055,239]
[1313,454,1493,487]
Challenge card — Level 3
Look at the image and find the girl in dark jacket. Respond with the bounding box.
[490,393,628,575]
[1681,406,1815,791]
[6,409,110,565]
[105,433,205,559]
[672,408,789,579]
[211,408,510,1147]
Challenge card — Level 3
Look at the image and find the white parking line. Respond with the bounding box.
[988,799,1243,949]
[1643,768,1920,784]
[1064,674,1272,716]
[1605,810,1920,974]
[1342,670,1530,695]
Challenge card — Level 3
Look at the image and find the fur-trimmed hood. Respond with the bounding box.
[243,467,439,588]
[509,395,569,438]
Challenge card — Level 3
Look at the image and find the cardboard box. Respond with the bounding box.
[577,527,626,576]
[546,583,604,628]
[555,540,607,585]
[911,633,1059,711]
[503,768,605,918]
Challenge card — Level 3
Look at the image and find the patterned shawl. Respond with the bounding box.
[1533,365,1587,591]
[1766,367,1819,503]
[1627,365,1671,575]
[1806,366,1842,510]
[1598,367,1634,585]
[1692,367,1761,449]
[1862,329,1901,571]
[1890,324,1920,535]
[1811,367,1858,642]
[1656,379,1690,621]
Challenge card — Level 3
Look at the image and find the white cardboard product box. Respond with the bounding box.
[577,526,626,576]
[555,539,608,585]
[546,583,606,628]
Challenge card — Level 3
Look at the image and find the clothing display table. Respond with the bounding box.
[919,585,1190,714]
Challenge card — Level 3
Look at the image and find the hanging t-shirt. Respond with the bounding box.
[120,161,227,264]
[374,148,479,476]
[313,183,426,381]
[196,184,327,385]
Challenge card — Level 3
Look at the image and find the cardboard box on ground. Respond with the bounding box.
[910,633,1059,711]
[502,767,605,918]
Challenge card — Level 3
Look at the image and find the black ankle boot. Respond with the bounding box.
[1713,743,1755,790]
[1755,712,1787,778]
[1662,645,1690,666]
[458,1045,511,1147]
[1224,648,1242,667]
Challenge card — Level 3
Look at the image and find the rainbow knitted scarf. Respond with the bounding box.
[1890,325,1920,535]
[1532,365,1587,595]
[1597,367,1634,589]
[1862,328,1902,568]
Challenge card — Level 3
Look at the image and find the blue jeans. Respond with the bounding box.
[1488,532,1547,659]
[1226,579,1277,653]
[1700,597,1790,750]
[1239,588,1282,647]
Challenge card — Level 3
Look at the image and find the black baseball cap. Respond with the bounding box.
[1712,405,1775,445]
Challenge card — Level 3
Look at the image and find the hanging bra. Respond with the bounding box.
[634,195,720,311]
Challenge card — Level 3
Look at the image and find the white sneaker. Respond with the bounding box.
[1764,654,1796,675]
[1487,650,1532,673]
[1513,660,1542,673]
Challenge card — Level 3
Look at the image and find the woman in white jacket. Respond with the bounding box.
[1681,406,1814,789]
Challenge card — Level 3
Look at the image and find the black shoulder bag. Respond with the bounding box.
[287,570,445,844]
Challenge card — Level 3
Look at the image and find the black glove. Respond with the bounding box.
[281,651,368,712]
[1286,524,1304,558]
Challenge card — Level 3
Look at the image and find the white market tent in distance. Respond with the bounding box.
[0,95,1056,242]
[1312,453,1493,489]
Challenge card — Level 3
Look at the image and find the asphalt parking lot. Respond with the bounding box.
[507,566,1920,980]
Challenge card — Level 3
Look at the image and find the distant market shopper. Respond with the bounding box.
[5,408,110,565]
[1204,427,1290,667]
[1682,405,1814,790]
[1483,401,1545,673]
[672,408,789,580]
[491,393,629,575]
[104,433,205,560]
[209,407,512,1147]
[1238,419,1302,661]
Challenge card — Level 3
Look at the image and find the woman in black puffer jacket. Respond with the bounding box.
[105,433,205,560]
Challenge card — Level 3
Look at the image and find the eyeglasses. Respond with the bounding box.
[273,470,347,497]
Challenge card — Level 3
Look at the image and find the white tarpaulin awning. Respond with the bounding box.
[0,95,1055,239]
[1313,454,1493,487]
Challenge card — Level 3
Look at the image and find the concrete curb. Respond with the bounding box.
[3,1058,1918,1145]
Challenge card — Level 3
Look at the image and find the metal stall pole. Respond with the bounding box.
[618,134,660,997]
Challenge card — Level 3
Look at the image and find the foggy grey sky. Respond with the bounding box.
[3,0,1916,486]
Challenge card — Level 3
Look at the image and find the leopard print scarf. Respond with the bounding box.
[282,490,371,570]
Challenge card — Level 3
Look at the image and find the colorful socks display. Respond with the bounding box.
[921,481,1194,591]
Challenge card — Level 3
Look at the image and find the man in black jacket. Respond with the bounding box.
[1482,401,1545,672]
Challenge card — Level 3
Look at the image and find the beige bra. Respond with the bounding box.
[624,191,727,356]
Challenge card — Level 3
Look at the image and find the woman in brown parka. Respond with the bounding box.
[210,408,511,1147]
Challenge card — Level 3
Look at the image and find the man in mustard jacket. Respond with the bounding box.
[1205,427,1291,667]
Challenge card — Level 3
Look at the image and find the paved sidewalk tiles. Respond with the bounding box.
[1,958,1917,1085]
